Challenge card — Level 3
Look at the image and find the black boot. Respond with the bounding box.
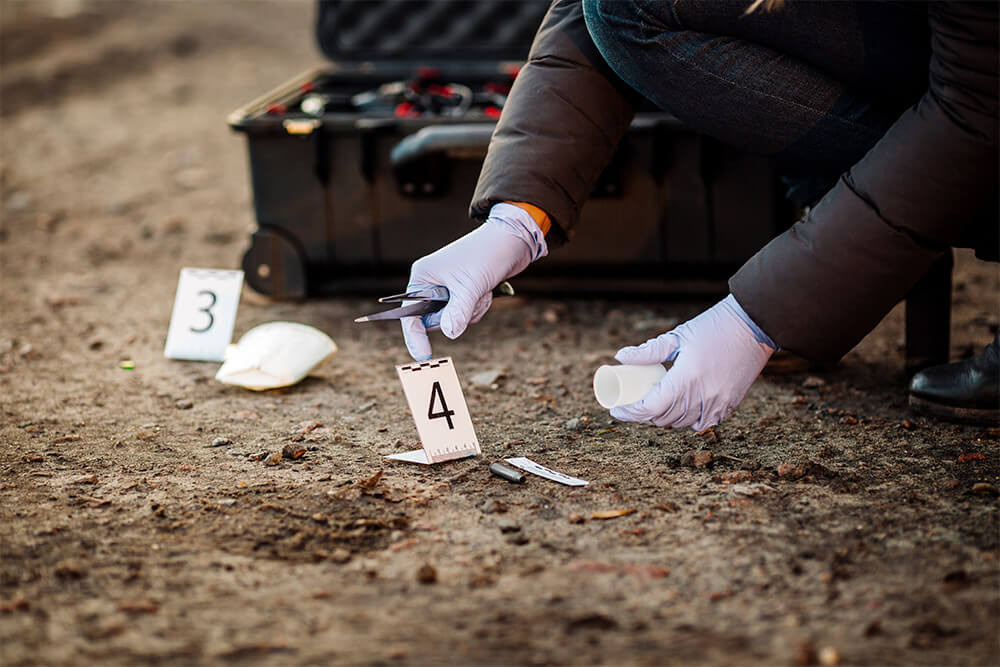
[909,331,1000,425]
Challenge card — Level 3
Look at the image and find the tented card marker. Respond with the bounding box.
[389,357,480,465]
[504,457,589,486]
[164,268,244,362]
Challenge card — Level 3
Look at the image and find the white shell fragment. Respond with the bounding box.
[215,322,337,391]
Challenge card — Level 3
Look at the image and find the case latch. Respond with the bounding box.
[283,119,322,136]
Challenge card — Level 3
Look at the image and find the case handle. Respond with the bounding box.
[390,123,495,167]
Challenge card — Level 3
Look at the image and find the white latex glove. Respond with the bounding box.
[610,295,777,431]
[401,202,547,361]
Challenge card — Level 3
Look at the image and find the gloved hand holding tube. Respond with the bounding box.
[606,295,777,431]
[400,202,548,361]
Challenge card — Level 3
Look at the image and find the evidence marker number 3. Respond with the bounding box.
[164,268,244,362]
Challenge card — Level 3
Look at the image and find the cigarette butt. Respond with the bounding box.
[489,462,525,484]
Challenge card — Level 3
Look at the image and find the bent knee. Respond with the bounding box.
[583,0,639,49]
[583,0,684,69]
[583,0,683,37]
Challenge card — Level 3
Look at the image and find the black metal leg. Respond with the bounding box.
[904,250,953,375]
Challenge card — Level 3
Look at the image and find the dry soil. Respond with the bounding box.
[1,2,998,666]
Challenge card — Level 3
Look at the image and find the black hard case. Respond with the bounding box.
[229,0,787,299]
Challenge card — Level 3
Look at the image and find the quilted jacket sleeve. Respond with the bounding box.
[469,0,637,246]
[730,2,998,363]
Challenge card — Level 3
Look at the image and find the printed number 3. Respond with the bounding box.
[428,381,456,429]
[190,289,216,333]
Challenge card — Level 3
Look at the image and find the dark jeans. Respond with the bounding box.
[582,0,931,204]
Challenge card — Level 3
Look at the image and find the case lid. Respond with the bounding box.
[315,0,549,63]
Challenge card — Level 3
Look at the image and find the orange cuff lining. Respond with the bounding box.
[506,201,551,236]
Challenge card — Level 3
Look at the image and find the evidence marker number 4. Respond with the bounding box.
[390,357,481,465]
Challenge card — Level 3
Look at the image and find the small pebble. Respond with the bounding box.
[497,518,521,533]
[330,548,351,564]
[794,640,817,666]
[681,450,714,469]
[777,463,808,480]
[217,498,236,507]
[175,399,193,410]
[416,563,438,584]
[565,417,584,431]
[264,452,283,466]
[818,646,840,666]
[6,191,33,213]
[802,376,826,388]
[36,210,63,232]
[161,217,186,234]
[291,420,323,436]
[248,451,268,462]
[567,513,585,524]
[282,443,306,460]
[505,533,530,545]
[42,294,79,310]
[481,498,507,514]
[208,437,232,448]
[106,199,129,215]
[730,483,774,497]
[470,369,503,387]
[226,449,244,457]
[53,559,87,579]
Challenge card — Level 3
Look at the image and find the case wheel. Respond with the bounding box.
[241,228,307,300]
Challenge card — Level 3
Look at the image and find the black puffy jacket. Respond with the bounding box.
[470,0,998,364]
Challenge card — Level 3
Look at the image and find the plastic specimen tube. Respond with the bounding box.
[593,363,667,409]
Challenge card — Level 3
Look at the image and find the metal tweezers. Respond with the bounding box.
[354,281,515,323]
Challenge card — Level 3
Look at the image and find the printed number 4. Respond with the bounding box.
[428,381,455,430]
[190,289,216,333]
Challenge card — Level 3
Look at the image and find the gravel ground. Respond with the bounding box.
[2,2,998,665]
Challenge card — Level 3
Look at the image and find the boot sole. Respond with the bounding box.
[909,395,1000,426]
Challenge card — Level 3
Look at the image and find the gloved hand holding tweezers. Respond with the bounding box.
[385,203,548,361]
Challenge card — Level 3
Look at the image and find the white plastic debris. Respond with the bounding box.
[215,322,337,391]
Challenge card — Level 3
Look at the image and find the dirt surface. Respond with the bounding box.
[2,2,999,665]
